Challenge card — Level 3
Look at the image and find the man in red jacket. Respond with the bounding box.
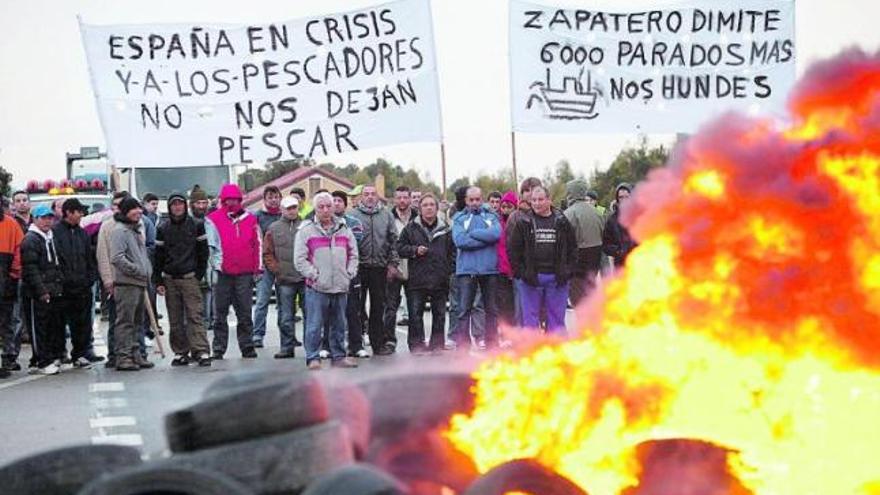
[205,184,261,360]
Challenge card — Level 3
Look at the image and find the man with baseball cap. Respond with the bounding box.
[53,198,103,367]
[262,195,305,358]
[155,192,211,367]
[21,205,62,375]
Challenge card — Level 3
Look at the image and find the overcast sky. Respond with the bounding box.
[1,0,878,190]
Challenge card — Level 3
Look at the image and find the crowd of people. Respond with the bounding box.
[0,176,638,377]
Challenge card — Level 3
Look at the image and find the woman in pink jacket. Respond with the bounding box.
[496,191,517,328]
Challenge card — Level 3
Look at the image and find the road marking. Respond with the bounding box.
[91,434,144,446]
[90,416,137,429]
[89,382,125,393]
[0,374,44,391]
[90,397,129,409]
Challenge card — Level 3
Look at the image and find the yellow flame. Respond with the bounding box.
[685,170,726,199]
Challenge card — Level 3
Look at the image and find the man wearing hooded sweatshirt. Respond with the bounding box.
[21,205,62,375]
[564,180,606,306]
[507,186,577,334]
[350,184,400,356]
[109,197,154,371]
[154,192,211,367]
[189,185,213,332]
[205,183,261,360]
[397,193,454,354]
[603,183,638,268]
[252,185,283,348]
[451,187,501,350]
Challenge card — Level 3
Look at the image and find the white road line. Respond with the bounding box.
[91,434,144,446]
[0,374,44,391]
[89,382,125,393]
[90,416,137,429]
[90,397,129,409]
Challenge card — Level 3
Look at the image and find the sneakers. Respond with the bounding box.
[241,348,258,359]
[307,360,322,371]
[331,357,358,368]
[318,350,330,360]
[274,351,295,359]
[36,363,61,375]
[171,355,190,366]
[73,357,93,369]
[197,354,212,367]
[355,349,370,358]
[115,359,139,371]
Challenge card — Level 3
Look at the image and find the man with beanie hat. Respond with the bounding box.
[109,197,154,371]
[252,185,283,348]
[205,183,261,360]
[564,179,605,306]
[155,192,211,367]
[189,185,210,219]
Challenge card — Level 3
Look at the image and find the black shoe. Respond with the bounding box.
[83,352,106,363]
[2,357,20,371]
[115,359,139,371]
[274,351,295,359]
[171,355,190,366]
[0,368,10,378]
[384,343,397,354]
[253,340,264,349]
[294,315,302,322]
[104,357,117,369]
[212,352,224,361]
[60,355,72,365]
[197,354,212,367]
[374,347,393,356]
[241,349,258,359]
[396,318,409,327]
[135,356,155,369]
[293,339,303,347]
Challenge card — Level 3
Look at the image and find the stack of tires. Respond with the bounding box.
[0,369,588,494]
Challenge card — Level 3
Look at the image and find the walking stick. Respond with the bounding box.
[144,289,166,358]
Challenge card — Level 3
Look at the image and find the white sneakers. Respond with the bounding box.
[355,349,370,358]
[29,362,61,375]
[318,350,330,359]
[73,357,93,369]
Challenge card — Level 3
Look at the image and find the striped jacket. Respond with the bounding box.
[293,216,358,294]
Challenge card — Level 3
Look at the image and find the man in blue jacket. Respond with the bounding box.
[451,187,500,350]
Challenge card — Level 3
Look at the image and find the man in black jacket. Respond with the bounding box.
[397,193,455,354]
[154,192,211,367]
[54,198,103,367]
[21,205,63,375]
[507,186,577,334]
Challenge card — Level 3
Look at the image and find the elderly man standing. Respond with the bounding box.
[350,184,399,356]
[294,192,359,370]
[205,184,261,360]
[109,197,153,371]
[563,180,605,306]
[451,187,501,351]
[263,196,304,359]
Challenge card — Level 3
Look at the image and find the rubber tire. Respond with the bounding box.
[461,459,588,495]
[166,376,329,452]
[203,370,371,459]
[0,444,142,495]
[301,463,409,495]
[358,371,475,440]
[157,421,354,494]
[367,429,479,493]
[78,465,254,495]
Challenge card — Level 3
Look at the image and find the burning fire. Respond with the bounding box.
[447,49,880,495]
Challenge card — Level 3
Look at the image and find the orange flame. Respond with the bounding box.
[447,49,880,494]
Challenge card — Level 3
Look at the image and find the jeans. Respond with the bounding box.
[252,271,278,342]
[212,273,256,356]
[516,274,569,334]
[359,266,389,352]
[453,275,497,348]
[277,282,304,353]
[304,289,347,363]
[447,275,485,342]
[407,288,447,351]
[322,276,362,354]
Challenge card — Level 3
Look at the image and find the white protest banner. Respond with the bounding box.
[510,0,795,133]
[79,0,441,168]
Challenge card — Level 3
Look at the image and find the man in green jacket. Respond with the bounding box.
[563,180,605,306]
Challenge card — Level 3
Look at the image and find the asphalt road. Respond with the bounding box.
[0,301,463,466]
